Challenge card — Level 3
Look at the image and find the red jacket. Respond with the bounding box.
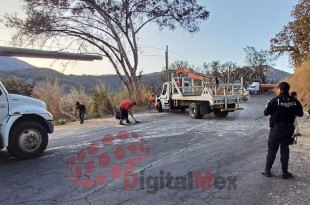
[119,100,134,110]
[149,95,155,102]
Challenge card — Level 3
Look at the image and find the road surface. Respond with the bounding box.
[1,94,309,205]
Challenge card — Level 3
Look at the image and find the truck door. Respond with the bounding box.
[160,83,171,109]
[161,83,168,98]
[0,83,9,124]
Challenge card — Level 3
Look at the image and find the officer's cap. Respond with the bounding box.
[277,82,290,92]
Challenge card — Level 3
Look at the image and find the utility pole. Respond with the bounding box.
[165,45,169,81]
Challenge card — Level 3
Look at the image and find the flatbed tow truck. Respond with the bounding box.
[156,67,250,119]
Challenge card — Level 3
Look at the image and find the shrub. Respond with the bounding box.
[62,88,89,116]
[32,79,154,123]
[33,79,72,120]
[1,78,35,96]
[287,61,310,110]
[89,83,116,115]
[116,84,151,108]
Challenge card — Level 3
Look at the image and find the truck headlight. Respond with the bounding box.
[48,113,54,119]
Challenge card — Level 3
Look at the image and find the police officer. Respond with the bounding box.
[262,82,303,179]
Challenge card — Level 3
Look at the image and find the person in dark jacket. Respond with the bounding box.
[215,77,219,87]
[75,101,86,124]
[262,82,303,179]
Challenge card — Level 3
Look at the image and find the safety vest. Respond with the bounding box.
[149,96,155,102]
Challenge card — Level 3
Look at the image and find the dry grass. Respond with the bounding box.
[33,79,153,122]
[62,88,89,115]
[116,84,151,109]
[88,83,116,114]
[33,79,71,120]
[287,61,310,110]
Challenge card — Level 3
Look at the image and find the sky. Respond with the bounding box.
[0,0,299,75]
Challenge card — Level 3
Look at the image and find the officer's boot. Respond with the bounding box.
[126,118,131,124]
[281,149,292,179]
[282,171,293,179]
[261,169,271,177]
[119,120,125,125]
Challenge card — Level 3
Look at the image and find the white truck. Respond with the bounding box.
[0,81,54,159]
[247,82,260,94]
[156,68,249,118]
[0,47,103,159]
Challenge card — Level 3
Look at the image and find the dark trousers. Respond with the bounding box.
[265,124,294,172]
[149,101,154,109]
[79,112,85,123]
[119,108,128,121]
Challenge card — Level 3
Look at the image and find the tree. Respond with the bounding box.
[219,61,239,83]
[243,46,274,84]
[270,0,310,66]
[233,66,258,87]
[2,78,35,96]
[203,60,221,76]
[160,60,191,82]
[3,0,209,93]
[203,61,239,83]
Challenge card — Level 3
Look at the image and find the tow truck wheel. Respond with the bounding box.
[157,101,163,113]
[189,103,204,119]
[7,121,48,160]
[213,109,229,118]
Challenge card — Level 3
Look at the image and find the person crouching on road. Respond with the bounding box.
[119,100,136,125]
[149,93,156,109]
[262,82,303,179]
[75,101,86,124]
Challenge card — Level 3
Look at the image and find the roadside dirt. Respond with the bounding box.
[295,119,310,148]
[54,111,156,131]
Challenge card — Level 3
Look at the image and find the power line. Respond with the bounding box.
[140,44,201,66]
[168,49,201,66]
[139,44,166,51]
[168,50,188,60]
[140,54,164,57]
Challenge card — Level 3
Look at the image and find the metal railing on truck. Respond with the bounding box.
[170,77,249,111]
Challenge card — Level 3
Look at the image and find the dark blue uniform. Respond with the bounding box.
[264,92,303,174]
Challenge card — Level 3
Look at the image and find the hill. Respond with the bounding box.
[0,56,35,71]
[1,68,164,93]
[0,57,291,93]
[267,67,292,82]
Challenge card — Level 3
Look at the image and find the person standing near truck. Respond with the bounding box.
[75,101,86,124]
[119,100,136,125]
[262,82,303,179]
[215,77,219,87]
[149,93,156,109]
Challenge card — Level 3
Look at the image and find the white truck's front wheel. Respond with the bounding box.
[7,121,48,160]
[157,101,163,113]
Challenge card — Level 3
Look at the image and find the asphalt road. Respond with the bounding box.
[1,94,309,205]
